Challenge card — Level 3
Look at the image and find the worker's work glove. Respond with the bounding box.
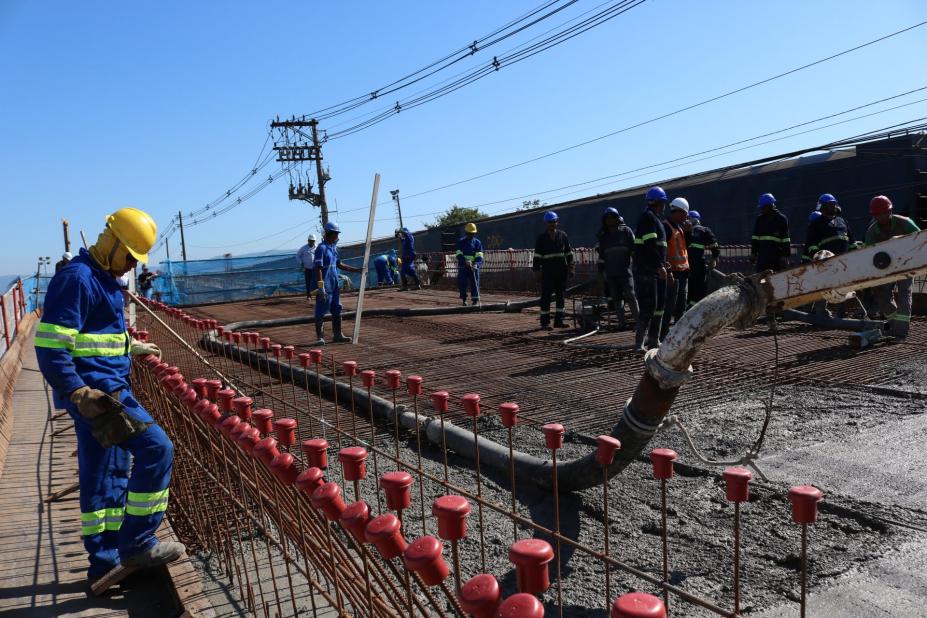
[130,339,161,358]
[70,386,120,420]
[317,281,327,302]
[466,261,474,271]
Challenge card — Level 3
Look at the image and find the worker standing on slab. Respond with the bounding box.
[661,198,691,336]
[596,207,638,327]
[314,222,363,345]
[865,195,920,340]
[685,210,719,308]
[397,227,422,290]
[532,211,574,330]
[296,234,318,300]
[751,193,791,272]
[456,223,484,305]
[804,193,854,316]
[35,207,184,583]
[633,187,669,352]
[136,265,158,300]
[373,253,394,286]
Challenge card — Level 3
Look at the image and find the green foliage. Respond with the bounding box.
[426,205,489,229]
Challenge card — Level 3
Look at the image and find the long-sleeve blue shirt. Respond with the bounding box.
[455,237,484,267]
[401,234,416,261]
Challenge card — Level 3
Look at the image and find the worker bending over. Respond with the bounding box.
[35,208,183,583]
[373,254,394,286]
[685,210,719,307]
[314,222,363,345]
[751,193,791,272]
[633,187,669,352]
[397,227,422,290]
[661,197,690,337]
[456,222,484,305]
[865,195,920,340]
[596,207,637,327]
[532,211,574,330]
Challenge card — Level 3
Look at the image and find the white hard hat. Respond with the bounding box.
[308,234,316,242]
[63,252,72,260]
[669,197,690,214]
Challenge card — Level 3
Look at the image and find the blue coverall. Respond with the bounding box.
[373,254,394,286]
[35,249,174,578]
[400,234,421,288]
[314,241,344,322]
[455,236,483,303]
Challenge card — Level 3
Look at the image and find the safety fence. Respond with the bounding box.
[131,300,827,617]
[0,279,28,362]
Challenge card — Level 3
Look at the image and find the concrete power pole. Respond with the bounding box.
[178,211,188,261]
[270,116,331,226]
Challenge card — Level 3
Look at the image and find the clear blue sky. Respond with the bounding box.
[1,0,924,276]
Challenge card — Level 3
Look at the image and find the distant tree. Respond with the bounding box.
[426,205,488,229]
[517,199,547,212]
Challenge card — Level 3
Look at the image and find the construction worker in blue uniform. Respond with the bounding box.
[314,222,363,345]
[596,207,638,327]
[633,187,669,352]
[373,254,394,286]
[804,193,854,316]
[751,193,791,272]
[456,222,483,305]
[397,227,422,290]
[685,210,720,308]
[387,249,400,283]
[532,211,574,330]
[35,207,184,583]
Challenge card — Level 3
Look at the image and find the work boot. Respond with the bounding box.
[331,316,351,344]
[315,323,326,346]
[633,323,648,353]
[645,337,660,350]
[121,541,185,569]
[471,298,480,306]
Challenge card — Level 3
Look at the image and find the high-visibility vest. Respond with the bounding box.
[666,224,689,271]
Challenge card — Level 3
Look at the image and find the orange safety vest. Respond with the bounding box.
[667,224,689,271]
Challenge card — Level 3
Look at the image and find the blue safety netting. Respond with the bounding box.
[151,252,381,306]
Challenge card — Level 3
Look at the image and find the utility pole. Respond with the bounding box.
[270,116,331,225]
[62,219,71,253]
[165,235,171,262]
[178,211,188,261]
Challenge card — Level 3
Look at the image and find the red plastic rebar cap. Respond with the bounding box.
[145,356,161,370]
[403,536,449,586]
[361,370,376,387]
[340,500,371,544]
[432,495,471,541]
[385,369,402,389]
[222,331,232,342]
[231,396,253,420]
[254,436,280,466]
[310,482,347,521]
[219,414,241,436]
[461,393,481,416]
[611,592,667,618]
[216,325,225,337]
[217,389,236,413]
[295,467,325,495]
[459,574,501,618]
[380,471,414,511]
[365,513,407,560]
[542,423,565,450]
[508,538,554,595]
[191,378,208,398]
[163,366,180,377]
[596,435,622,466]
[788,485,824,524]
[252,409,274,435]
[406,375,423,396]
[298,352,312,367]
[338,447,368,481]
[495,593,544,618]
[205,379,222,399]
[302,438,329,469]
[283,345,295,359]
[270,343,282,357]
[342,360,358,377]
[248,332,260,344]
[136,330,149,341]
[180,388,199,410]
[229,420,251,442]
[650,448,678,480]
[270,452,299,485]
[722,467,753,503]
[237,426,261,453]
[431,391,450,413]
[273,418,298,447]
[499,402,519,428]
[231,332,242,343]
[309,349,323,364]
[259,337,270,350]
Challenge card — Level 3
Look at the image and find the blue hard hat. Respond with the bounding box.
[818,193,837,205]
[757,193,776,208]
[543,211,559,223]
[645,186,667,202]
[603,207,621,219]
[400,227,410,234]
[324,221,340,233]
[688,210,701,220]
[808,211,822,223]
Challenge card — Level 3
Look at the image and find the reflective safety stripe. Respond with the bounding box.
[454,250,463,256]
[689,243,705,249]
[752,235,791,243]
[126,489,169,516]
[35,322,79,350]
[706,243,719,249]
[639,232,658,242]
[653,310,664,316]
[539,311,550,316]
[81,507,125,535]
[656,241,668,247]
[461,255,482,262]
[72,332,130,358]
[818,234,849,246]
[888,313,911,323]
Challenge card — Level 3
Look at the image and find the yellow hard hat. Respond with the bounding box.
[464,222,477,234]
[106,207,157,263]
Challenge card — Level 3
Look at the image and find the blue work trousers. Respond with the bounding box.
[401,259,420,288]
[315,280,342,319]
[457,265,480,302]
